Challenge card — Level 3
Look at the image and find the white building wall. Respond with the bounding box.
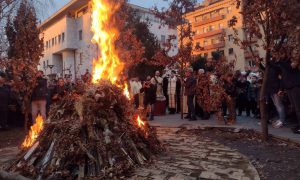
[39,3,178,81]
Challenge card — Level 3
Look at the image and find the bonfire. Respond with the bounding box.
[5,81,161,179]
[1,0,162,179]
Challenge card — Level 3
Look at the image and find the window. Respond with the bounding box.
[58,35,61,43]
[195,42,200,49]
[218,23,223,29]
[220,8,225,15]
[211,39,215,44]
[46,42,48,49]
[46,60,49,66]
[161,35,166,43]
[204,53,208,57]
[55,37,57,45]
[228,34,233,41]
[79,30,83,40]
[249,60,256,67]
[52,38,54,46]
[229,48,234,54]
[227,6,232,13]
[79,53,83,65]
[204,40,208,46]
[62,33,65,42]
[43,61,46,68]
[195,15,202,22]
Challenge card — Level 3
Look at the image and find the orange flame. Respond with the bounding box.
[91,0,124,84]
[22,115,44,148]
[137,115,145,128]
[123,83,130,100]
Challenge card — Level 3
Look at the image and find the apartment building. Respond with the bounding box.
[39,0,178,80]
[185,0,265,70]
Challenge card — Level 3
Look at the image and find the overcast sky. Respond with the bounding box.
[48,0,170,18]
[44,0,201,20]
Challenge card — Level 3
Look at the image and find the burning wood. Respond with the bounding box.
[22,115,44,148]
[6,81,162,179]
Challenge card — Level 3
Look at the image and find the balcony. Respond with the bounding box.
[244,50,259,59]
[194,15,225,27]
[194,29,225,39]
[243,37,259,44]
[194,42,225,52]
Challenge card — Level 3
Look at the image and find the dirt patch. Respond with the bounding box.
[0,128,25,149]
[181,128,300,180]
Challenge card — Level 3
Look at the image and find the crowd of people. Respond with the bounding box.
[128,58,300,132]
[1,58,299,133]
[0,69,92,130]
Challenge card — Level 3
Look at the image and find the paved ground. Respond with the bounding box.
[131,127,260,180]
[149,114,300,143]
[0,147,19,170]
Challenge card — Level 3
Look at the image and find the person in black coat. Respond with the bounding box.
[176,76,181,113]
[52,78,68,102]
[0,73,10,130]
[264,61,286,128]
[141,76,157,121]
[278,59,300,131]
[31,71,48,123]
[184,68,197,121]
[236,74,250,116]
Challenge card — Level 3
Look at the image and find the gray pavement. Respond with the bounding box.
[149,114,300,143]
[131,128,260,180]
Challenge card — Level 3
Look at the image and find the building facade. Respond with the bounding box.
[185,0,265,70]
[39,0,178,80]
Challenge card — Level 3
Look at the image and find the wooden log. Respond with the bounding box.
[128,139,146,165]
[36,140,56,180]
[0,170,31,180]
[120,148,135,165]
[77,165,85,180]
[78,142,96,162]
[41,140,56,168]
[23,141,39,161]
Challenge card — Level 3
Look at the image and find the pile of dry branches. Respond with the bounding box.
[5,81,162,179]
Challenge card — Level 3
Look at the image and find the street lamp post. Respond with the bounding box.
[48,65,54,74]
